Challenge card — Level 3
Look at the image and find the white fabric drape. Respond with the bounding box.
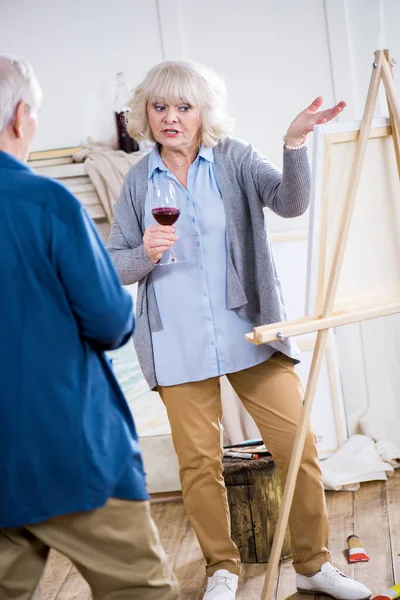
[320,434,395,491]
[73,141,142,223]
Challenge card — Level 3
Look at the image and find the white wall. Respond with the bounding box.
[326,0,400,121]
[2,0,334,164]
[159,0,335,163]
[3,1,398,153]
[0,0,163,150]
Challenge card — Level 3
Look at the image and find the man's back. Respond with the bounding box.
[0,150,148,528]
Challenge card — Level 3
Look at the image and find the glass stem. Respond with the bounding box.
[169,244,177,263]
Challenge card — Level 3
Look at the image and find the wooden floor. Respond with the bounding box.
[39,469,400,599]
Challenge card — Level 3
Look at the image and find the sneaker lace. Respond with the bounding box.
[214,575,231,587]
[325,567,346,582]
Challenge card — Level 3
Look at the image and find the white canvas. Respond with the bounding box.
[306,117,400,316]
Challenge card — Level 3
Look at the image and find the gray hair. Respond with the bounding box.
[127,60,235,147]
[0,56,42,133]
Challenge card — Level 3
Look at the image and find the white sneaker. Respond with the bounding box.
[203,569,239,599]
[296,562,372,600]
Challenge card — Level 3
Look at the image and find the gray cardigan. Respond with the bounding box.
[107,136,311,389]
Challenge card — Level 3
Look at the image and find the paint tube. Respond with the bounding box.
[347,535,370,563]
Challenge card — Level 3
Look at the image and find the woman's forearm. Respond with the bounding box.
[108,243,156,286]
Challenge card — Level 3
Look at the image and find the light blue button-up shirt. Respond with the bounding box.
[145,145,274,386]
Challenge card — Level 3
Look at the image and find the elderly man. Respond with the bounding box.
[0,56,179,600]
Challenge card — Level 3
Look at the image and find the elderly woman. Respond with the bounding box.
[108,61,371,600]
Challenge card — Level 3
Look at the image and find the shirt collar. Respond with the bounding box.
[198,145,214,163]
[147,144,214,179]
[0,150,31,172]
[147,144,168,179]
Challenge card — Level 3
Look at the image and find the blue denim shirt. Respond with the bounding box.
[146,145,274,386]
[0,151,149,528]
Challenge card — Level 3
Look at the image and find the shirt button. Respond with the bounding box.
[196,241,200,247]
[203,292,208,297]
[192,218,195,222]
[199,265,204,270]
[210,341,215,346]
[207,316,212,322]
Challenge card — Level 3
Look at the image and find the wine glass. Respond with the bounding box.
[149,177,183,265]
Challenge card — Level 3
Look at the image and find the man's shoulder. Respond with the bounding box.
[10,168,82,220]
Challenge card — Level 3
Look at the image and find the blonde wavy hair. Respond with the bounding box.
[126,60,234,147]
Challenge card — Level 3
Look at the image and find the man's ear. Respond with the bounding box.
[12,101,27,139]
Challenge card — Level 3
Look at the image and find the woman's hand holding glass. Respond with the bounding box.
[147,178,183,265]
[143,225,178,264]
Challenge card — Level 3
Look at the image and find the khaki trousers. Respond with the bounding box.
[0,499,179,600]
[159,353,331,576]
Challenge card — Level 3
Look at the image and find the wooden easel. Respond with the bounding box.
[248,50,400,600]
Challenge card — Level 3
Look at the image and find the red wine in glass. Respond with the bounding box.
[149,178,183,265]
[151,207,181,226]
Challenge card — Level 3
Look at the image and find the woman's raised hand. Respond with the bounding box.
[285,97,346,147]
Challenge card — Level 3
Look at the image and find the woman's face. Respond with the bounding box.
[147,99,201,152]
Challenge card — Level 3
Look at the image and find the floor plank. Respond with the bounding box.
[173,519,205,599]
[152,502,188,564]
[53,565,90,600]
[276,558,309,600]
[37,472,400,599]
[386,473,400,582]
[325,490,355,578]
[353,480,393,596]
[153,501,206,598]
[41,551,73,600]
[238,564,270,600]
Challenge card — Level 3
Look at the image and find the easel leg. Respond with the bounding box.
[259,328,329,600]
[382,58,400,128]
[383,50,400,176]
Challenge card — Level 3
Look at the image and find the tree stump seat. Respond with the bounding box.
[222,455,292,563]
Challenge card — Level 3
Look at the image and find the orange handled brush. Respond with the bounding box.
[347,535,370,563]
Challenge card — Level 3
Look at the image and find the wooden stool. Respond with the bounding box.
[222,455,292,563]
